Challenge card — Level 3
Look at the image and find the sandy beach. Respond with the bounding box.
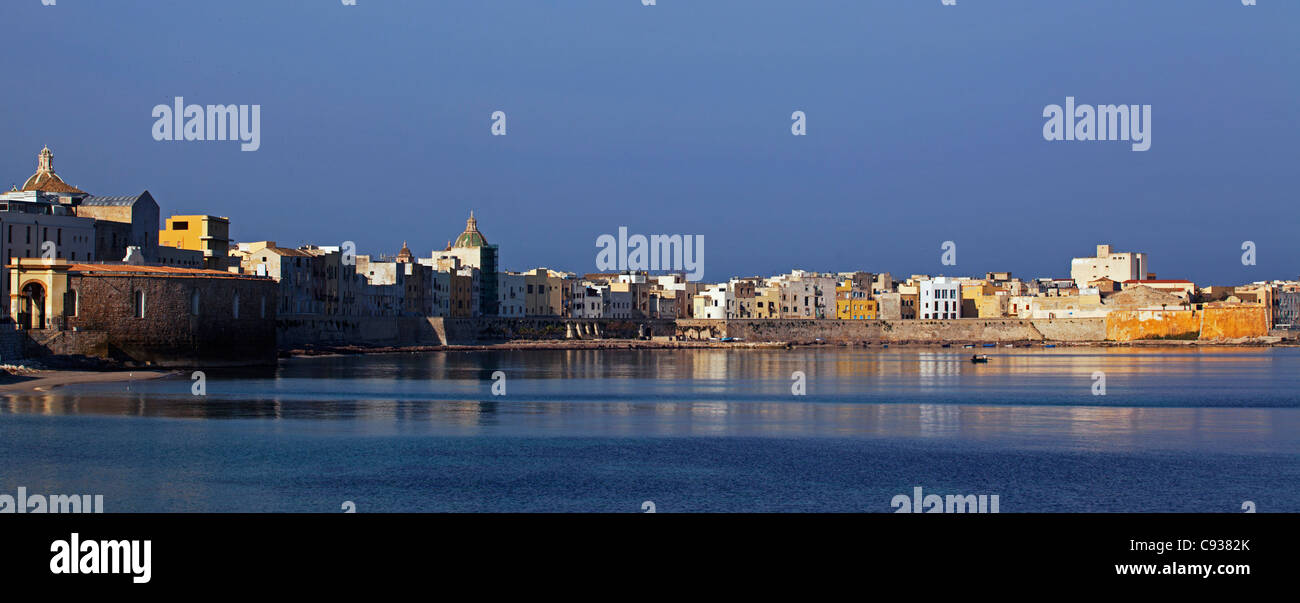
[0,369,176,394]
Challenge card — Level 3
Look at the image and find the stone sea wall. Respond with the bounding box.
[683,318,1106,343]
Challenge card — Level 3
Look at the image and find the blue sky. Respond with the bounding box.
[1,0,1295,284]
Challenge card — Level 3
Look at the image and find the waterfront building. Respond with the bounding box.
[754,285,780,319]
[608,288,636,318]
[771,276,814,318]
[1274,289,1300,329]
[3,148,164,314]
[1071,244,1149,287]
[498,272,525,317]
[159,214,231,271]
[728,278,757,319]
[435,212,499,316]
[8,258,276,365]
[1008,295,1035,318]
[653,274,704,318]
[919,277,961,320]
[0,190,97,316]
[571,283,606,318]
[836,279,877,319]
[243,242,324,315]
[522,268,565,316]
[692,284,728,320]
[300,244,365,317]
[1030,293,1108,319]
[649,289,678,319]
[976,290,1010,318]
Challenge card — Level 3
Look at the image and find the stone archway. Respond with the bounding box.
[20,281,46,330]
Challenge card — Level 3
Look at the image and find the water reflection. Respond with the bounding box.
[1,347,1298,453]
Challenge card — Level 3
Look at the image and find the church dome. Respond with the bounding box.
[453,212,488,248]
[20,146,87,195]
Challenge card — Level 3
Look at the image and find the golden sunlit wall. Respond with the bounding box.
[159,215,231,270]
[836,298,878,320]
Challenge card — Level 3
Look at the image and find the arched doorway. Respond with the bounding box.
[20,282,46,330]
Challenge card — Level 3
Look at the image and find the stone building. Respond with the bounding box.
[9,258,277,366]
[75,193,160,263]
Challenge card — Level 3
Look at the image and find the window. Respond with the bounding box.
[133,290,145,318]
[233,292,240,318]
[191,290,200,316]
[64,290,77,317]
[173,221,189,230]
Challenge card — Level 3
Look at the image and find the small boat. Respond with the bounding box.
[941,343,952,348]
[1044,344,1057,348]
[970,354,990,363]
[982,343,996,348]
[962,344,975,349]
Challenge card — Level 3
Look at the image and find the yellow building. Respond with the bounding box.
[754,286,780,319]
[159,215,231,271]
[835,298,878,320]
[835,280,877,320]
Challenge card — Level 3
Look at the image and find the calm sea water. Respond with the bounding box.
[2,347,1298,512]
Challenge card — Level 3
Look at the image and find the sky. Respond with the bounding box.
[1,0,1295,284]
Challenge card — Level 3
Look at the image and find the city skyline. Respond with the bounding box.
[2,1,1295,284]
[4,144,1296,288]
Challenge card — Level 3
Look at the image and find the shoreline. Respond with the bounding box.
[284,337,1293,357]
[0,369,176,394]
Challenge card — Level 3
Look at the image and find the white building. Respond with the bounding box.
[1071,244,1148,286]
[497,272,525,317]
[571,284,606,318]
[693,284,730,320]
[919,277,962,320]
[0,191,98,322]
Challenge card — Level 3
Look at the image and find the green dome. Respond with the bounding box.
[453,212,488,248]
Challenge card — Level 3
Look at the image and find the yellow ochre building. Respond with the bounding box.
[159,215,231,271]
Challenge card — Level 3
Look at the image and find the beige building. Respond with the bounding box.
[523,268,566,316]
[1030,293,1108,319]
[1122,279,1194,300]
[1071,244,1149,286]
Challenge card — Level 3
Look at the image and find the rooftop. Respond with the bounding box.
[64,263,268,280]
[18,146,87,195]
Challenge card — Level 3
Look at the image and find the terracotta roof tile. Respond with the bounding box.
[66,264,267,280]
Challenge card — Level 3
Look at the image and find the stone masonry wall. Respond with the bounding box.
[63,274,278,366]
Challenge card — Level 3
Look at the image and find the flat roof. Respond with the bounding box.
[66,264,269,280]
